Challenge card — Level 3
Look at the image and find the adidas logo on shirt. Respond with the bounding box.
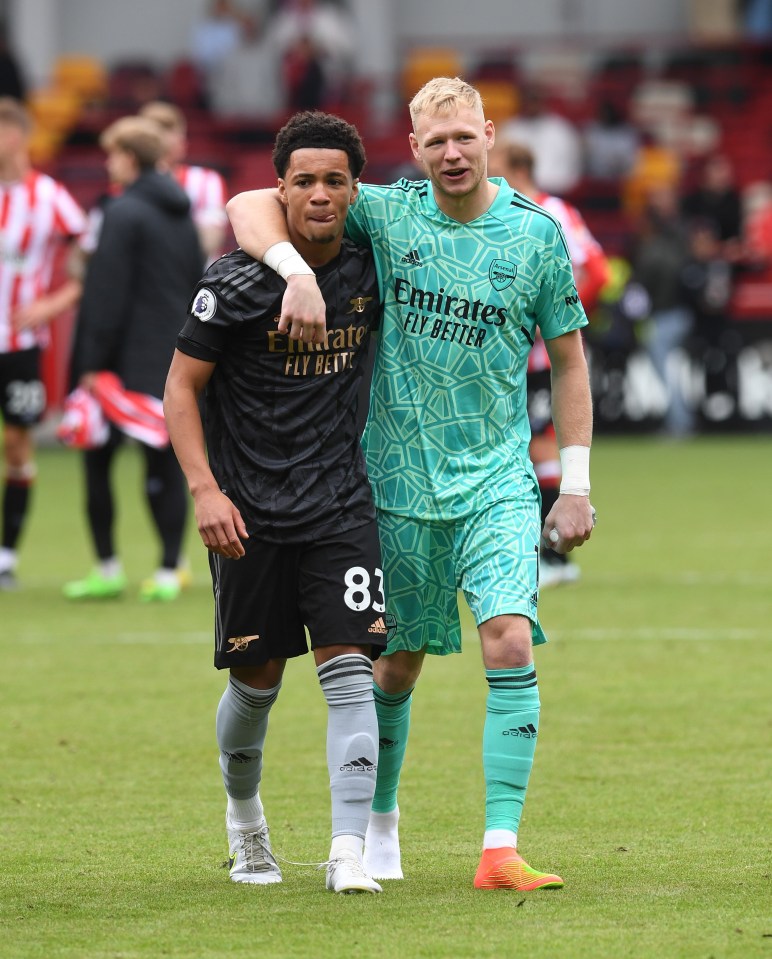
[400,249,422,266]
[369,617,388,634]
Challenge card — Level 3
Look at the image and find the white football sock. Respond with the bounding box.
[329,834,365,861]
[227,793,265,829]
[364,806,403,879]
[97,557,122,578]
[483,828,517,850]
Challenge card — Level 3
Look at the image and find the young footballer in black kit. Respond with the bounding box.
[164,112,385,894]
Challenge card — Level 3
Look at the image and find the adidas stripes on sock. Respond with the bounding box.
[482,665,540,834]
[371,682,414,814]
[318,653,378,840]
[216,675,280,816]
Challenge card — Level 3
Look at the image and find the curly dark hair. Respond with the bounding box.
[272,111,367,179]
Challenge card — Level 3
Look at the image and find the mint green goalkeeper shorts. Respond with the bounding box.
[376,497,547,656]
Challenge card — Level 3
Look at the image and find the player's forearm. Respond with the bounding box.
[226,189,288,261]
[38,278,83,320]
[163,378,218,497]
[550,360,593,451]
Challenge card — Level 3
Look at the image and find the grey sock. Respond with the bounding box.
[216,675,281,803]
[317,653,377,840]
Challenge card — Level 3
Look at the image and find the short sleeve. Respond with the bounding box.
[177,282,245,360]
[534,228,588,340]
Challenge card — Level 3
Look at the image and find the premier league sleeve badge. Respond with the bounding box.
[192,287,217,322]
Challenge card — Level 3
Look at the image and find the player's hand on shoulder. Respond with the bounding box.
[542,494,596,554]
[280,274,327,344]
[194,488,249,558]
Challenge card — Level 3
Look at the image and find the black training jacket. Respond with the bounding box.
[71,169,204,398]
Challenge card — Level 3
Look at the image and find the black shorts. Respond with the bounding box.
[210,519,391,669]
[0,348,46,427]
[526,367,553,437]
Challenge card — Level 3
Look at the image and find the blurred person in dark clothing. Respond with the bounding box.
[683,154,743,263]
[0,26,25,101]
[65,116,204,603]
[267,0,355,104]
[680,220,738,421]
[631,184,695,437]
[283,33,326,110]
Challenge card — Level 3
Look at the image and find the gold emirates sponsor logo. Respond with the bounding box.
[267,323,369,377]
[226,634,260,653]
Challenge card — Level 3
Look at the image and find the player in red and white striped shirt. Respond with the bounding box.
[490,140,610,587]
[139,100,228,263]
[0,98,86,589]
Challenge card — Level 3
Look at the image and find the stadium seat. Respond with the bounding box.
[474,79,519,123]
[401,48,464,99]
[27,127,64,167]
[164,59,207,111]
[27,88,82,136]
[52,55,109,105]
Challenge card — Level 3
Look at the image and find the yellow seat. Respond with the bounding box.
[475,80,519,124]
[401,48,464,99]
[27,127,64,166]
[27,87,82,135]
[52,55,109,104]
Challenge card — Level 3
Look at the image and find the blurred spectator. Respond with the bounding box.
[189,0,254,105]
[499,84,583,195]
[139,101,229,262]
[0,25,25,101]
[630,184,695,437]
[65,116,204,603]
[622,131,682,219]
[583,100,639,180]
[742,0,772,37]
[209,16,285,118]
[283,33,327,109]
[682,153,743,262]
[266,0,355,105]
[680,219,737,420]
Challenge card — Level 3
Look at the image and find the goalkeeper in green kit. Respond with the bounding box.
[227,77,596,891]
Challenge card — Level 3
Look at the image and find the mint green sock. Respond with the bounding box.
[483,665,540,833]
[371,682,413,813]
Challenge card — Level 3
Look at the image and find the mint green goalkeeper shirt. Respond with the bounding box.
[345,177,588,521]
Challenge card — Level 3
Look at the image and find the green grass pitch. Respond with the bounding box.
[0,437,769,958]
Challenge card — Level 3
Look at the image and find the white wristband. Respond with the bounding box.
[559,445,591,496]
[263,241,315,280]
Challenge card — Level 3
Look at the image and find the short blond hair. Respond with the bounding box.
[100,116,164,169]
[139,100,186,136]
[408,77,484,128]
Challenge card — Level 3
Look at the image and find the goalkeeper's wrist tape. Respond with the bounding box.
[559,445,591,496]
[263,241,315,279]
